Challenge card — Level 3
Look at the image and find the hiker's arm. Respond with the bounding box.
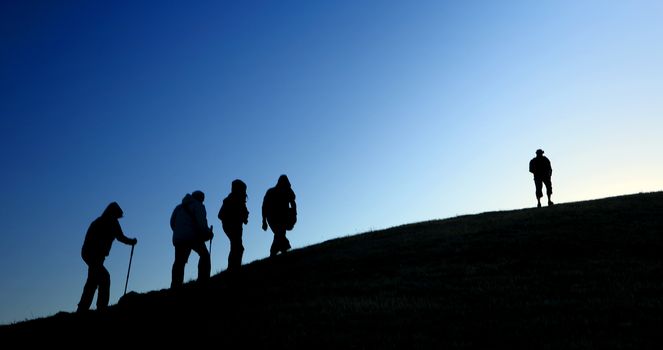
[195,204,213,239]
[170,207,177,231]
[114,221,137,245]
[261,194,268,230]
[194,204,210,233]
[120,236,138,246]
[290,190,297,214]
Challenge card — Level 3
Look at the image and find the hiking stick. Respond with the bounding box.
[124,244,134,296]
[209,225,213,269]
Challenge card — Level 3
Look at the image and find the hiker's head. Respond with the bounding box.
[192,190,205,203]
[103,202,124,219]
[277,174,291,188]
[231,179,247,194]
[536,149,544,156]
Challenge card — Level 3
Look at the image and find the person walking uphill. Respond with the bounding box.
[262,174,297,257]
[218,179,249,272]
[170,190,214,288]
[529,149,554,207]
[77,202,137,313]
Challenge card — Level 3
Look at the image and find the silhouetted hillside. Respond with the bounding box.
[2,192,663,348]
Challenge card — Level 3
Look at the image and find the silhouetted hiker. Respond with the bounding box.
[529,149,554,207]
[262,174,297,257]
[218,179,249,272]
[77,202,137,313]
[170,190,214,288]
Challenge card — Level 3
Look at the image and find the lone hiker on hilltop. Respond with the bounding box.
[262,174,297,257]
[529,149,554,208]
[170,190,213,288]
[77,202,137,312]
[219,179,249,272]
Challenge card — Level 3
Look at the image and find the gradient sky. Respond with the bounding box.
[1,0,662,325]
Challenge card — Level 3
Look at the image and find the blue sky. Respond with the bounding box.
[1,0,662,325]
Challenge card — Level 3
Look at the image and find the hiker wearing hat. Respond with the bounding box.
[529,149,554,207]
[170,190,213,288]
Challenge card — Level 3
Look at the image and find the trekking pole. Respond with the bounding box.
[124,244,135,296]
[209,225,213,269]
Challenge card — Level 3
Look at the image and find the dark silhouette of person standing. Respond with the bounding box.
[529,149,554,207]
[170,190,213,288]
[218,179,249,272]
[77,202,137,312]
[262,174,297,257]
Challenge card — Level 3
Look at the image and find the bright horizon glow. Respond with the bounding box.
[1,0,662,325]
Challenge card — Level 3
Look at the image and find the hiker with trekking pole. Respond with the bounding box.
[170,190,214,288]
[77,202,138,313]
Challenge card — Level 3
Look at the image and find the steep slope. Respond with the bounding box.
[2,192,663,348]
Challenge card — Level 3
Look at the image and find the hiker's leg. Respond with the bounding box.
[269,228,280,257]
[171,244,192,288]
[192,241,211,281]
[282,233,291,253]
[282,238,291,253]
[78,263,99,312]
[544,178,553,205]
[272,226,287,254]
[228,232,244,270]
[96,265,111,310]
[270,236,278,257]
[534,178,543,206]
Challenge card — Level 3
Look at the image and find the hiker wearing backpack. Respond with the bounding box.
[218,179,249,271]
[77,202,137,312]
[170,190,214,288]
[262,174,297,257]
[529,149,554,207]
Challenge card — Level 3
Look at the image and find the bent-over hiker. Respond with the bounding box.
[78,202,137,312]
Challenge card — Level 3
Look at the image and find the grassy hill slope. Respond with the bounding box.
[2,192,663,348]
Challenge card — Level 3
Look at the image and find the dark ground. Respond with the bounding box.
[2,192,663,348]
